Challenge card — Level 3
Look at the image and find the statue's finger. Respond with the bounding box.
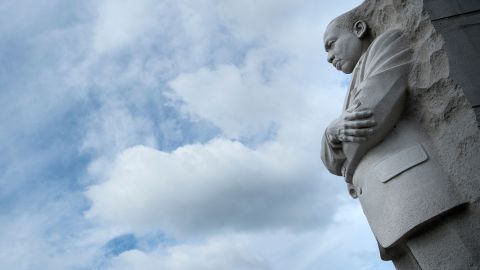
[346,136,368,142]
[343,128,374,136]
[344,110,373,120]
[344,120,376,128]
[339,135,367,142]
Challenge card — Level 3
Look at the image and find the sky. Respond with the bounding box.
[0,0,395,269]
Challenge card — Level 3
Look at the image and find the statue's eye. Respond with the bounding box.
[326,40,335,51]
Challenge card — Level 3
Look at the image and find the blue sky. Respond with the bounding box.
[0,0,394,269]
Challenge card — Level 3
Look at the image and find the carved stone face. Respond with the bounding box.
[323,21,366,74]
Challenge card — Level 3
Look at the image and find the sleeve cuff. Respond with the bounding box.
[326,132,342,149]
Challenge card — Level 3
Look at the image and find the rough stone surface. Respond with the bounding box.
[422,0,480,20]
[423,0,480,125]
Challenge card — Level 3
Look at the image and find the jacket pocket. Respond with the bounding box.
[374,144,428,183]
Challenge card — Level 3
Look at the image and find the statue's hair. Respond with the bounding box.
[328,1,375,37]
[329,8,363,31]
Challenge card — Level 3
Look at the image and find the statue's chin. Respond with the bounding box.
[341,62,355,74]
[341,69,354,75]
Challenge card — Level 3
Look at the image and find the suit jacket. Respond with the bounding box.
[321,29,467,248]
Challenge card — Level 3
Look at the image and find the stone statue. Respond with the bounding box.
[321,2,480,269]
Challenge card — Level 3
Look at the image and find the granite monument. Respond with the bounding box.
[321,1,480,269]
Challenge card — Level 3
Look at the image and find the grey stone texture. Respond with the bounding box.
[423,0,480,125]
[424,0,480,20]
[321,0,480,269]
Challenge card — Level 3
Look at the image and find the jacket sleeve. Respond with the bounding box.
[321,130,346,176]
[342,30,413,182]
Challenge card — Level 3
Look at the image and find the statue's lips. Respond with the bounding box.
[333,60,342,70]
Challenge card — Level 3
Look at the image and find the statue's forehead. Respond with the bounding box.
[323,23,340,42]
[324,20,353,43]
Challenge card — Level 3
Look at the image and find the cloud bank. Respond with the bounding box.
[0,0,394,269]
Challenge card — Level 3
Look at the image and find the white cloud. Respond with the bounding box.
[93,0,158,53]
[0,202,104,270]
[0,0,390,269]
[86,138,341,237]
[83,0,387,269]
[107,236,270,270]
[168,50,290,138]
[213,0,363,45]
[82,102,157,156]
[101,203,393,270]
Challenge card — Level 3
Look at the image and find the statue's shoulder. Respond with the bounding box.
[363,29,411,71]
[377,28,405,39]
[370,29,409,53]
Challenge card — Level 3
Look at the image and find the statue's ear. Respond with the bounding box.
[353,20,368,38]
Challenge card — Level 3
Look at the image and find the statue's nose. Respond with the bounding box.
[328,53,335,63]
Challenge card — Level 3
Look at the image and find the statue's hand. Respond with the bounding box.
[326,109,376,143]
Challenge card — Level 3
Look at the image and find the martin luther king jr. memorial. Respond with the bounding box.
[320,0,480,269]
